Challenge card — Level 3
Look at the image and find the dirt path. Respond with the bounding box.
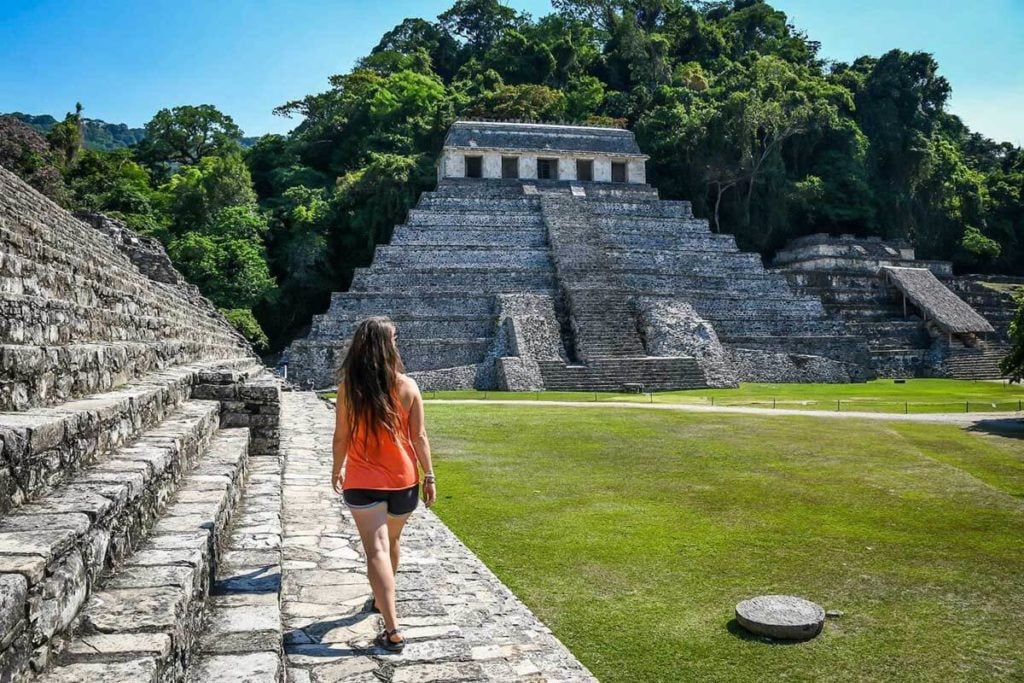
[427,398,1024,427]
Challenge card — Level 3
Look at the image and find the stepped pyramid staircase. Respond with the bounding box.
[286,178,870,390]
[0,166,283,681]
[537,193,706,390]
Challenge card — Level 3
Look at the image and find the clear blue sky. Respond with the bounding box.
[1,0,1021,144]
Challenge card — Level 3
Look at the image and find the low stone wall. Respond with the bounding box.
[729,348,855,384]
[191,367,281,456]
[871,349,927,378]
[408,364,481,391]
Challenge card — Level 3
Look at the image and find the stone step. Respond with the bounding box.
[593,216,710,233]
[351,268,555,294]
[0,291,243,348]
[292,337,494,373]
[719,335,871,359]
[586,200,693,219]
[0,341,253,412]
[0,200,160,289]
[374,245,551,269]
[0,360,248,499]
[597,232,740,251]
[313,315,495,341]
[0,221,220,327]
[0,400,224,679]
[391,228,548,247]
[538,357,707,391]
[327,292,495,317]
[40,428,251,682]
[417,196,542,212]
[707,319,843,338]
[188,442,283,683]
[836,306,924,322]
[405,210,543,228]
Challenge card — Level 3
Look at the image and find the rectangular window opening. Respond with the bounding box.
[537,158,559,180]
[501,156,519,179]
[465,155,483,178]
[576,159,594,182]
[611,161,627,183]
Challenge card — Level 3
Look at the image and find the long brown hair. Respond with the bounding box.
[338,317,405,447]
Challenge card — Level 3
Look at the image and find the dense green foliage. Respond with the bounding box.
[428,403,1024,681]
[1000,294,1024,382]
[3,0,1023,355]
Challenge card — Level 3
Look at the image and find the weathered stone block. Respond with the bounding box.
[42,656,160,682]
[31,550,87,642]
[0,574,28,650]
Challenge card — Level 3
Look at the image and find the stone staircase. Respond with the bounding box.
[930,342,1010,380]
[948,276,1022,341]
[537,357,705,391]
[537,192,708,390]
[540,193,646,360]
[0,165,283,681]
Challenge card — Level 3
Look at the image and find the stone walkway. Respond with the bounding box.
[278,391,596,683]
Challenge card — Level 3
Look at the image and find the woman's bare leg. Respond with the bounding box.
[386,513,411,576]
[349,504,401,639]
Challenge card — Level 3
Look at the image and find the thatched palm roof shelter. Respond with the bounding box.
[881,266,995,334]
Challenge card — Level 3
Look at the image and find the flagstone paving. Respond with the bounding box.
[276,391,595,683]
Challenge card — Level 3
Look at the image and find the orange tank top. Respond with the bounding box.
[342,407,418,491]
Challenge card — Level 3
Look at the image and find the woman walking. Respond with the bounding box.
[331,317,436,652]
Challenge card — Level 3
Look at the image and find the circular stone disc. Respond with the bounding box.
[735,595,825,640]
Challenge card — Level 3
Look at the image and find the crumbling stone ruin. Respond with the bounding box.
[286,120,876,391]
[0,165,282,680]
[775,234,1016,379]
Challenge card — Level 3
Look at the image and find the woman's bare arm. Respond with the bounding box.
[331,383,349,494]
[405,377,436,506]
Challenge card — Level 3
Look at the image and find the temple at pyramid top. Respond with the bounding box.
[438,120,649,184]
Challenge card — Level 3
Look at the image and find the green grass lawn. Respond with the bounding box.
[423,378,1024,414]
[426,403,1024,682]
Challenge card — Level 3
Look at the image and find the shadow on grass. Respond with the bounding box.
[967,418,1024,440]
[725,619,810,646]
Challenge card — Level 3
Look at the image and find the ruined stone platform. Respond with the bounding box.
[277,391,595,683]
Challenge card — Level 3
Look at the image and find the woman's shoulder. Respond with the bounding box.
[396,373,420,395]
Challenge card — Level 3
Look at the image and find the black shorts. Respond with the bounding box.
[343,484,419,516]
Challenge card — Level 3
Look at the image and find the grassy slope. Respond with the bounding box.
[427,404,1024,682]
[427,379,1024,414]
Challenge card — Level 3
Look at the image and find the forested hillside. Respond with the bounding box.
[1,0,1022,357]
[5,111,147,151]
